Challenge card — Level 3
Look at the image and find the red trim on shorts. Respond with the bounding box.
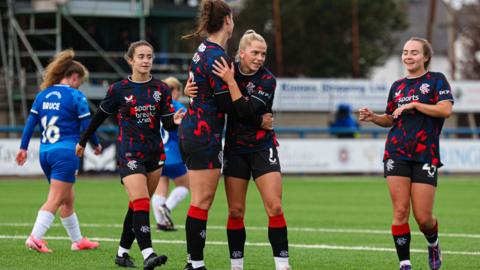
[392,223,410,236]
[128,201,134,210]
[227,216,245,230]
[268,213,287,228]
[187,205,208,221]
[132,198,150,212]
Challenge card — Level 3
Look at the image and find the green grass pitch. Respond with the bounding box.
[0,176,479,269]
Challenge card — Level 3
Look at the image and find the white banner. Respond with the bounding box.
[272,79,480,112]
[277,138,480,173]
[0,139,42,175]
[83,144,117,172]
[1,139,479,175]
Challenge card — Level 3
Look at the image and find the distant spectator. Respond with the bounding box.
[330,103,359,138]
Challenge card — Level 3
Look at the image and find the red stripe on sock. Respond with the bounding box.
[128,201,134,210]
[227,216,244,230]
[392,223,410,236]
[187,205,208,221]
[132,198,150,212]
[268,213,287,228]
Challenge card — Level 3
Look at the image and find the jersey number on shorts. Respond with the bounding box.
[41,115,60,144]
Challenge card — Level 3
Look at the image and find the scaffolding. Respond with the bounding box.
[0,0,195,127]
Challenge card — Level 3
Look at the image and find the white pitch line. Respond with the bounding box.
[1,222,480,239]
[1,234,479,256]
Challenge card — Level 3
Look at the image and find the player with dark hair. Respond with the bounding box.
[76,40,185,269]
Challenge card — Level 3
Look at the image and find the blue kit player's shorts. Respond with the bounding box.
[39,148,79,183]
[161,163,187,179]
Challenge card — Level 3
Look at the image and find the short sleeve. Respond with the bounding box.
[385,82,397,115]
[209,54,232,96]
[159,84,176,117]
[99,84,119,114]
[30,94,41,115]
[435,73,454,104]
[72,91,91,119]
[250,75,276,108]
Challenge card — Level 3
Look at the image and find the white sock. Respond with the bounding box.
[151,194,166,224]
[31,210,55,239]
[231,258,244,269]
[427,239,439,247]
[400,260,411,266]
[165,186,189,210]
[192,260,205,268]
[118,246,130,257]
[141,247,154,260]
[274,257,290,270]
[61,213,83,242]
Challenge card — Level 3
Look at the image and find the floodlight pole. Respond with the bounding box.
[427,0,437,43]
[272,0,284,76]
[352,0,360,78]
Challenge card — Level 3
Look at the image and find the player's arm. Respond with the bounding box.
[78,107,110,148]
[394,101,453,119]
[19,112,39,151]
[212,57,264,127]
[80,117,100,146]
[358,107,393,127]
[17,103,40,166]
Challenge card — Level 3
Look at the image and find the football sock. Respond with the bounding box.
[392,223,411,262]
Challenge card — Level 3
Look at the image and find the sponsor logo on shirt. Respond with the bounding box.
[439,90,450,95]
[124,95,134,103]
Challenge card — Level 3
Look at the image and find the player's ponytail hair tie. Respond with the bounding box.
[182,0,232,40]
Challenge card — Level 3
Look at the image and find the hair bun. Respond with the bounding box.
[244,29,256,35]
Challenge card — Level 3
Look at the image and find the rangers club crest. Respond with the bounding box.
[419,83,430,94]
[153,90,162,102]
[246,81,256,95]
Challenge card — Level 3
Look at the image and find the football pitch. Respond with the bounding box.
[0,176,479,269]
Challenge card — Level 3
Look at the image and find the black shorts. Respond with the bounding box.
[118,154,164,179]
[223,147,281,180]
[180,140,222,170]
[383,158,438,187]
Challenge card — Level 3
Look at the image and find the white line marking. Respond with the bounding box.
[1,234,479,256]
[1,223,479,239]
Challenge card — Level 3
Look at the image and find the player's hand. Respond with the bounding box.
[261,113,273,130]
[392,103,416,119]
[212,57,235,84]
[358,107,375,122]
[16,149,27,166]
[184,76,198,98]
[94,144,102,155]
[75,144,85,157]
[174,108,186,125]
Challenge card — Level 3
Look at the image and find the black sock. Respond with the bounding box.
[392,224,411,261]
[132,198,152,252]
[227,216,246,259]
[422,221,439,245]
[186,205,208,261]
[268,214,289,258]
[119,203,135,250]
